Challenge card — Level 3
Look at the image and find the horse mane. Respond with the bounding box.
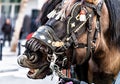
[105,0,120,48]
[40,0,62,25]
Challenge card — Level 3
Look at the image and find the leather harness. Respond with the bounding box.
[33,0,104,79]
[59,1,103,65]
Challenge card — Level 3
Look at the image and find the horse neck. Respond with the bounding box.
[93,1,120,78]
[94,2,109,52]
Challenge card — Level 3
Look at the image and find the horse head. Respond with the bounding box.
[17,0,76,79]
[18,0,120,83]
[17,0,103,79]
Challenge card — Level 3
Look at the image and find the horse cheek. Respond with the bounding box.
[75,48,87,64]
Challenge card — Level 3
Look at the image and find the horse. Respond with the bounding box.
[17,0,120,84]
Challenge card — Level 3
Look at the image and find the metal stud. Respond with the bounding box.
[40,35,45,40]
[71,22,75,28]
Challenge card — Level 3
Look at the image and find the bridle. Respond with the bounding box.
[32,0,104,79]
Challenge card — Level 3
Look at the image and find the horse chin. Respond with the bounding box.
[27,65,52,79]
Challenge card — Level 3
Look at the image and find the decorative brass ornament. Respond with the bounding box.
[76,14,80,20]
[52,41,64,47]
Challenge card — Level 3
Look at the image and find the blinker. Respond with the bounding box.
[32,26,60,51]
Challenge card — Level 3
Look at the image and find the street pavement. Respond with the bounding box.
[0,41,59,84]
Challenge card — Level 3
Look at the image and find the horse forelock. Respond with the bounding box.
[105,0,120,49]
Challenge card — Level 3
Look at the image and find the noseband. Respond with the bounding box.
[33,0,104,78]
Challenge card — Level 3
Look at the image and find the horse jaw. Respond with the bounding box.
[27,66,52,79]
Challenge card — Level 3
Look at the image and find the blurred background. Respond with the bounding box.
[0,0,47,38]
[0,0,58,84]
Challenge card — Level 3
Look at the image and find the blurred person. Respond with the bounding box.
[1,18,12,46]
[19,27,24,40]
[21,15,31,39]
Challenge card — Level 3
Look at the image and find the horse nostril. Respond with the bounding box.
[29,55,35,61]
[29,53,39,63]
[28,53,38,61]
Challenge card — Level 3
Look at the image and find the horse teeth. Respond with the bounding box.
[35,69,39,72]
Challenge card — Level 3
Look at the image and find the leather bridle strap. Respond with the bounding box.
[72,0,103,64]
[84,0,104,16]
[79,12,94,64]
[69,3,102,65]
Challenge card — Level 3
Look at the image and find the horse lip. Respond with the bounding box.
[27,65,50,79]
[27,69,41,79]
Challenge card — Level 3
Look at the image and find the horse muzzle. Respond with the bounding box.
[17,54,52,79]
[17,51,40,68]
